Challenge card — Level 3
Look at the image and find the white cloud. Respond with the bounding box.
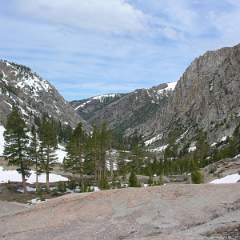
[15,0,148,34]
[2,0,240,100]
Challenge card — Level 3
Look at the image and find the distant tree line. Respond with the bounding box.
[5,107,240,194]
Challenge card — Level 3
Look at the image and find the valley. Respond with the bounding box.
[1,44,240,240]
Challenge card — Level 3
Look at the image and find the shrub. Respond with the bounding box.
[191,170,204,184]
[99,177,110,190]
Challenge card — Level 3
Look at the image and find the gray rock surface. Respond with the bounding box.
[0,184,240,240]
[168,43,240,144]
[0,201,28,218]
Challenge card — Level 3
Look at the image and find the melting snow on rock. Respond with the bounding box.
[210,173,240,184]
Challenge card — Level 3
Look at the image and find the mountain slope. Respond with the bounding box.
[72,43,240,151]
[145,43,240,150]
[71,93,125,121]
[0,60,89,130]
[71,82,177,137]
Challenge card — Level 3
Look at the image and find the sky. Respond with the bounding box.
[0,0,240,100]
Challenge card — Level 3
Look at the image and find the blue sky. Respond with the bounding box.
[0,0,240,100]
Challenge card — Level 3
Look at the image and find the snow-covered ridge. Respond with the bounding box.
[75,100,91,110]
[158,81,178,95]
[74,93,121,110]
[92,93,119,102]
[2,61,52,97]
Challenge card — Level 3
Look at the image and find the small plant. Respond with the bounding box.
[191,170,204,184]
[99,176,110,190]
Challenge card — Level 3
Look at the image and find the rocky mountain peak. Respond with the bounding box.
[0,60,89,130]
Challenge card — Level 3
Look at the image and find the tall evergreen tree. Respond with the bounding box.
[64,123,86,190]
[29,126,41,190]
[129,170,139,187]
[39,118,57,191]
[86,123,111,186]
[4,107,30,193]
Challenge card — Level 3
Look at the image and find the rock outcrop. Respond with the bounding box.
[1,184,240,240]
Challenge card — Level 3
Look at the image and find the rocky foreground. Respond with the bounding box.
[0,184,240,240]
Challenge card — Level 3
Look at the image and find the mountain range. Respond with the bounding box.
[1,43,240,152]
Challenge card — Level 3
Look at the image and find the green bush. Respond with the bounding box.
[191,170,204,184]
[99,177,110,190]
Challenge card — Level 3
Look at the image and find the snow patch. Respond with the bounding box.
[176,130,188,143]
[157,81,177,95]
[16,73,51,97]
[75,100,91,110]
[188,142,197,152]
[0,166,68,184]
[220,136,227,142]
[55,145,67,163]
[210,173,240,184]
[92,93,118,102]
[211,142,217,147]
[145,133,163,146]
[149,144,168,152]
[0,125,5,156]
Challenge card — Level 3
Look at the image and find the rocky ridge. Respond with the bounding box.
[72,44,240,150]
[0,60,89,130]
[71,82,177,137]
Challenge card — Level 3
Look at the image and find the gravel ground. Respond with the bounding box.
[0,184,240,240]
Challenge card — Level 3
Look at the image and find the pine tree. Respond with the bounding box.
[86,123,111,186]
[64,123,86,190]
[98,123,111,181]
[39,118,57,191]
[29,126,41,190]
[129,170,139,187]
[130,143,145,174]
[3,107,30,193]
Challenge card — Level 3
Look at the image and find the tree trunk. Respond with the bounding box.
[46,171,50,192]
[110,158,113,178]
[80,157,84,192]
[36,173,39,191]
[35,160,39,191]
[22,174,27,193]
[46,146,50,191]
